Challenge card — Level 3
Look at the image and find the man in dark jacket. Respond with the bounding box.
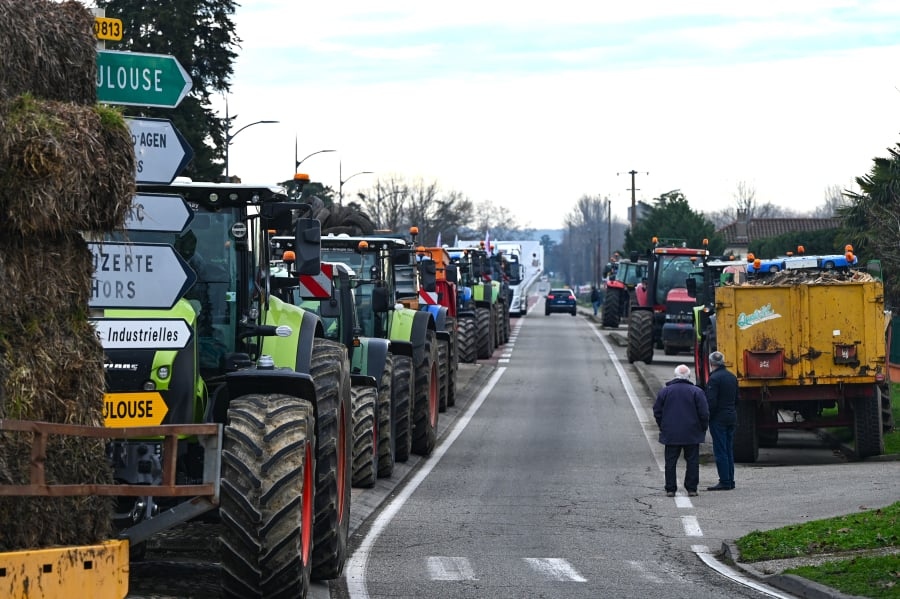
[706,351,738,490]
[653,364,709,497]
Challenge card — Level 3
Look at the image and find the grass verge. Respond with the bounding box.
[735,502,900,598]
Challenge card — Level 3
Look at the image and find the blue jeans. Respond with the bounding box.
[664,444,699,492]
[709,421,735,487]
[592,300,601,315]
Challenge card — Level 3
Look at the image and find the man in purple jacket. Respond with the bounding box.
[653,364,710,497]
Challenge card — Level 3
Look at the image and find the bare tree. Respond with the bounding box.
[807,184,849,217]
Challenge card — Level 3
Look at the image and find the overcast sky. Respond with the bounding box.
[210,1,900,230]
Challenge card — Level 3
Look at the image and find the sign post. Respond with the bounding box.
[97,50,192,108]
[127,118,194,185]
[88,242,197,310]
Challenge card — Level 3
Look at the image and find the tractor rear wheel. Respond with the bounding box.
[412,329,439,456]
[391,354,414,463]
[734,401,759,463]
[309,338,351,580]
[602,289,621,327]
[854,386,884,459]
[221,394,315,599]
[350,385,378,487]
[457,316,477,363]
[476,307,494,359]
[377,354,395,478]
[626,310,654,364]
[446,317,458,408]
[437,336,450,412]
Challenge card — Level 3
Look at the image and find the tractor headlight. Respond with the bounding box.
[157,366,170,380]
[142,380,156,391]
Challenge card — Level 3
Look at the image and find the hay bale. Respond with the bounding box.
[0,0,96,104]
[0,234,94,322]
[0,316,112,550]
[0,95,135,234]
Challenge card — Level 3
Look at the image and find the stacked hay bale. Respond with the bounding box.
[0,0,135,550]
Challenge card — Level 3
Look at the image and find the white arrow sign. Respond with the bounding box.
[124,193,194,232]
[89,242,197,309]
[90,318,193,350]
[127,117,193,185]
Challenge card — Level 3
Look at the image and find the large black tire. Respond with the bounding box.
[493,303,503,349]
[412,329,439,456]
[376,354,395,478]
[309,338,351,580]
[457,316,477,364]
[626,310,654,364]
[221,394,316,599]
[437,336,450,413]
[734,401,759,463]
[446,318,458,408]
[854,387,884,459]
[350,385,378,487]
[476,307,494,359]
[391,354,414,463]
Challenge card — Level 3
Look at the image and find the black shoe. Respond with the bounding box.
[707,483,733,491]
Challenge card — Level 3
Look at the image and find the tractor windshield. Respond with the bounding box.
[654,255,696,305]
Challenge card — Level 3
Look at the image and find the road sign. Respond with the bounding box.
[91,318,193,350]
[88,242,197,309]
[124,193,194,232]
[97,50,192,108]
[127,118,193,185]
[93,17,123,41]
[103,392,169,427]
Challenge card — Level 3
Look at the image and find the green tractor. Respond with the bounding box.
[448,245,503,360]
[320,234,441,458]
[98,181,352,598]
[269,238,395,486]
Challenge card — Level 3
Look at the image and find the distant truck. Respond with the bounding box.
[695,272,886,462]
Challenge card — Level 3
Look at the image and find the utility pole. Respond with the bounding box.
[618,170,648,232]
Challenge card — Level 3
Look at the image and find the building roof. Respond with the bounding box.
[717,217,839,246]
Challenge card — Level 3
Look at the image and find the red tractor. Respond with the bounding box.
[601,258,647,328]
[626,238,709,364]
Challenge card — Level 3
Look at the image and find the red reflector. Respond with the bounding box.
[547,295,554,299]
[743,350,784,379]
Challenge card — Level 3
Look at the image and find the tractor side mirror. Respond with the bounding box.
[293,218,321,275]
[372,285,391,313]
[446,263,458,284]
[685,276,697,298]
[420,259,437,292]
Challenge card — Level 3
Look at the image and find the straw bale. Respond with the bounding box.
[0,233,94,322]
[0,316,112,550]
[0,0,96,104]
[0,95,135,234]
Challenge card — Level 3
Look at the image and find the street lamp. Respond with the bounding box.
[295,142,336,173]
[338,160,373,205]
[223,101,278,179]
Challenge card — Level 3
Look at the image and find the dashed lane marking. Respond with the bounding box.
[523,558,587,582]
[427,556,477,581]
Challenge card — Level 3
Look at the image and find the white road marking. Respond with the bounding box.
[499,358,510,363]
[346,367,508,599]
[427,556,477,581]
[674,496,694,509]
[692,545,797,599]
[523,558,587,582]
[682,515,703,536]
[626,560,664,584]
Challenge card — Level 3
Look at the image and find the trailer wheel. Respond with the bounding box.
[602,289,621,328]
[476,307,494,359]
[734,401,759,463]
[377,354,395,478]
[221,394,315,599]
[412,329,439,456]
[854,386,884,459]
[350,385,379,487]
[309,338,351,580]
[626,310,654,364]
[391,354,414,463]
[457,316,478,364]
[437,336,449,412]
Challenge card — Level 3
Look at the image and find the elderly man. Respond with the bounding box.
[653,364,709,497]
[706,351,738,491]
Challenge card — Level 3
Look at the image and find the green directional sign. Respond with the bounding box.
[97,50,192,108]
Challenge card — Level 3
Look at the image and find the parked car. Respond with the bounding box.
[545,288,577,316]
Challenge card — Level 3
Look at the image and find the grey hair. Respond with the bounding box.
[709,351,726,367]
[673,364,691,380]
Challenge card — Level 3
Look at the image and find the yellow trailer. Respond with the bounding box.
[713,278,886,462]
